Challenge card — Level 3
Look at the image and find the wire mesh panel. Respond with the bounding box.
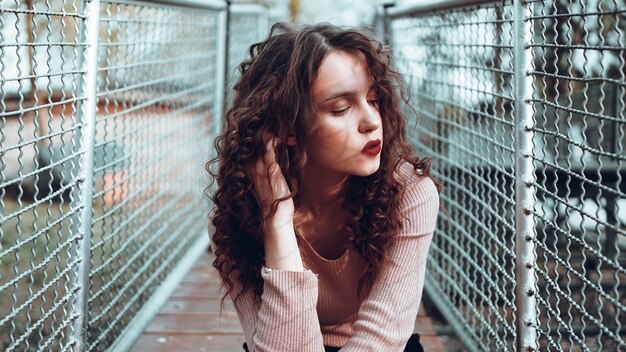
[225,4,269,111]
[1,0,226,351]
[389,0,626,350]
[1,1,86,350]
[85,1,220,350]
[528,0,625,350]
[391,2,518,350]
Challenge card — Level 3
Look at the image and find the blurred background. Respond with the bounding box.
[260,0,379,25]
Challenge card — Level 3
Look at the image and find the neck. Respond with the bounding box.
[298,167,348,215]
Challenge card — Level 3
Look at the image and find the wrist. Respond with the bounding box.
[263,215,293,235]
[262,221,303,271]
[264,205,293,229]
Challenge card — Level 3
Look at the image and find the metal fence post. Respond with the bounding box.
[69,0,100,350]
[513,0,537,351]
[218,0,232,135]
[382,1,394,47]
[216,2,228,135]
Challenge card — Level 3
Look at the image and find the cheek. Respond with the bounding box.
[314,122,354,152]
[308,121,356,161]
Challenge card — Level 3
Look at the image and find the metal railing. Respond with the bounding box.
[0,0,267,351]
[382,0,625,350]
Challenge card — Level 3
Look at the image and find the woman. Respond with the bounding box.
[208,22,440,352]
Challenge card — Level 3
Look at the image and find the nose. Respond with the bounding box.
[358,102,380,134]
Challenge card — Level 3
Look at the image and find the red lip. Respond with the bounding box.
[361,139,382,156]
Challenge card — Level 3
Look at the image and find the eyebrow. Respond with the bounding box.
[320,90,357,103]
[319,85,377,104]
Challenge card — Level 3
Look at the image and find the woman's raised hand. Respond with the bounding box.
[249,134,295,227]
[251,135,303,271]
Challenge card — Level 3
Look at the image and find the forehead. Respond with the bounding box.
[311,51,371,102]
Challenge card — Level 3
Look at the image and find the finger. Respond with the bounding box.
[252,153,278,195]
[263,137,277,165]
[249,136,289,207]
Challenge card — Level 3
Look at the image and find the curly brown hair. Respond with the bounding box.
[207,22,438,303]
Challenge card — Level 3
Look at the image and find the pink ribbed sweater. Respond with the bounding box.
[224,163,439,352]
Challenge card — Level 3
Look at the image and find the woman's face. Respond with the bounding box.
[306,51,383,178]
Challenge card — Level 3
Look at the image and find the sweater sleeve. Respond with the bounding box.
[209,210,325,352]
[340,175,440,352]
[229,267,325,352]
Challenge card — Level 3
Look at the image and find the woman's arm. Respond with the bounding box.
[252,136,304,271]
[225,136,324,351]
[263,213,303,271]
[341,174,440,352]
[228,266,324,352]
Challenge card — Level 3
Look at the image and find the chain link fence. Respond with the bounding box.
[0,0,268,350]
[384,0,625,350]
[225,3,269,111]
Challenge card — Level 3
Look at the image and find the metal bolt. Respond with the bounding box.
[521,174,533,186]
[525,232,533,241]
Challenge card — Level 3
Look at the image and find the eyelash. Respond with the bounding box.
[331,99,378,116]
[332,107,350,116]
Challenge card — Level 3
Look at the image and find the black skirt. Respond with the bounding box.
[243,332,424,352]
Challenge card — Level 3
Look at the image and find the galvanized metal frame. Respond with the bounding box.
[512,0,536,350]
[104,3,228,349]
[0,0,268,350]
[214,7,228,139]
[385,0,626,350]
[88,1,228,349]
[70,1,102,350]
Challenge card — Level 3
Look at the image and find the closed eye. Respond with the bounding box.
[332,107,350,116]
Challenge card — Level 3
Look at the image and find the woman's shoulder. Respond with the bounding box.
[394,160,440,235]
[394,160,438,198]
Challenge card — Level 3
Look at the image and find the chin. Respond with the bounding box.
[350,160,381,177]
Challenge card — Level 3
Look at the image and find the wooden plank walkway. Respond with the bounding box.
[131,248,449,351]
